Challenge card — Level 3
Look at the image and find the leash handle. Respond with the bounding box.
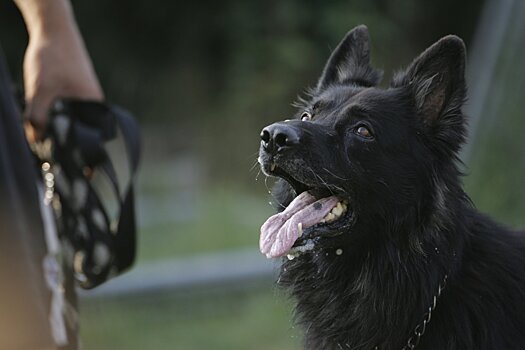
[33,98,141,289]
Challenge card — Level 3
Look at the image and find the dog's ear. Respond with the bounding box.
[316,25,382,92]
[393,36,467,146]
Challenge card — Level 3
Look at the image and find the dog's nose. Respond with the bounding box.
[260,123,300,154]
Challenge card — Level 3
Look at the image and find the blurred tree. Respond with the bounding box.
[0,0,483,187]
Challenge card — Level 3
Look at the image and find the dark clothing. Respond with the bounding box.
[0,48,78,350]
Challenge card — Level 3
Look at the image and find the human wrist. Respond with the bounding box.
[15,0,77,40]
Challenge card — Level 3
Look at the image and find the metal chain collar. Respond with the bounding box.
[401,274,448,350]
[371,274,448,350]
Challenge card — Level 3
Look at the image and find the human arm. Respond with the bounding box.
[14,0,103,140]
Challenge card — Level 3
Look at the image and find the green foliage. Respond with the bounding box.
[0,0,482,188]
[464,18,525,227]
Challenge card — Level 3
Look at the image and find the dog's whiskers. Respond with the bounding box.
[310,167,346,194]
[246,150,260,159]
[323,167,350,181]
[273,197,287,209]
[308,167,335,195]
[250,159,260,173]
[254,168,262,182]
[264,175,270,192]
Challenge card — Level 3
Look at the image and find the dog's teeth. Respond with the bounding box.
[321,202,348,224]
[331,204,344,217]
[287,254,296,260]
[270,163,276,171]
[298,223,303,237]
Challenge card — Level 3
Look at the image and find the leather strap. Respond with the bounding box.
[34,99,140,289]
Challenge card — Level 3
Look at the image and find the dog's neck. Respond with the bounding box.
[279,196,466,349]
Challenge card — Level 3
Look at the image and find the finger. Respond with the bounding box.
[23,121,37,144]
[24,93,54,140]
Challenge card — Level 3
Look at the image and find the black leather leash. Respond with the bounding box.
[31,99,140,289]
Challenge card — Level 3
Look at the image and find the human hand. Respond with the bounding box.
[16,0,104,141]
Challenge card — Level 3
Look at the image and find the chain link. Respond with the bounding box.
[401,274,448,350]
[41,161,55,205]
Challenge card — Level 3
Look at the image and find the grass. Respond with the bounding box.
[136,185,274,262]
[80,287,301,350]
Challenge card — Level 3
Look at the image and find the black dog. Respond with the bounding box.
[258,25,525,349]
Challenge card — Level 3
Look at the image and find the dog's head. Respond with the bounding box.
[258,25,467,258]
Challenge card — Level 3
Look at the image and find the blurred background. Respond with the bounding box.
[1,0,524,349]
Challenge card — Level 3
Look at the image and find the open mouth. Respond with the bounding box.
[260,165,354,259]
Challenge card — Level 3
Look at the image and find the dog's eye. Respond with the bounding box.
[301,112,312,121]
[355,125,373,138]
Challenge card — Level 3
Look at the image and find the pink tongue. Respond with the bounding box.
[260,192,339,258]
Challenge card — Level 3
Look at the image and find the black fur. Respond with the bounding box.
[259,25,525,349]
